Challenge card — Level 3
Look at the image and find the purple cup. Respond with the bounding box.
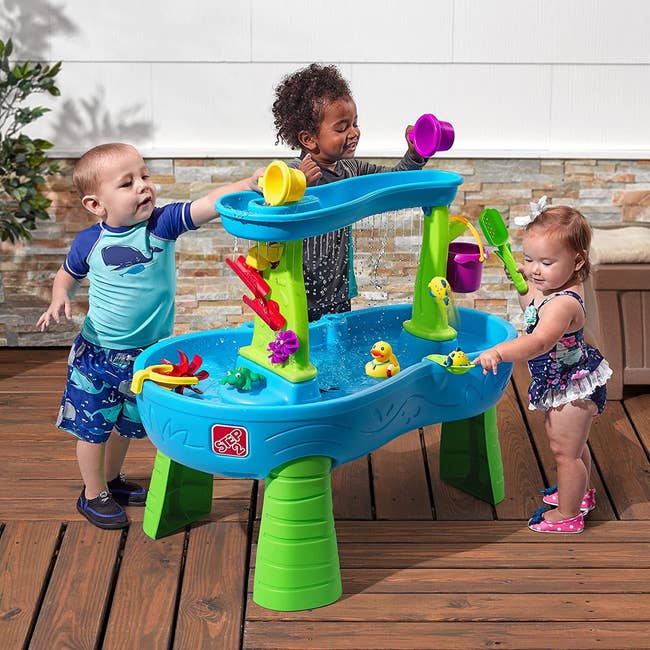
[446,242,484,293]
[409,114,455,158]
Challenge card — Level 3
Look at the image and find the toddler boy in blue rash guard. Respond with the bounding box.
[37,143,261,529]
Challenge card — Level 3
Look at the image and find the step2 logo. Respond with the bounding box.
[211,424,249,458]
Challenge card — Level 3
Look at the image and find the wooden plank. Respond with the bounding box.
[0,376,65,393]
[337,568,650,594]
[371,429,432,520]
[29,522,122,649]
[0,348,68,364]
[102,527,184,649]
[247,592,650,622]
[589,400,650,519]
[421,423,494,520]
[333,543,650,569]
[244,621,650,649]
[252,541,650,569]
[0,477,253,502]
[0,394,62,409]
[492,382,544,519]
[0,495,250,524]
[512,362,616,520]
[329,520,650,544]
[625,392,650,454]
[621,291,642,371]
[332,456,373,520]
[0,439,156,460]
[593,290,624,399]
[0,522,61,649]
[0,360,67,379]
[174,522,249,649]
[3,457,156,481]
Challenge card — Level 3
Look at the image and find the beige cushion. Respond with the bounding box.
[591,226,650,264]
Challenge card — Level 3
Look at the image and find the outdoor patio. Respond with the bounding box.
[1,347,649,649]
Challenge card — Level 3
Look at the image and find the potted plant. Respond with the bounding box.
[0,37,61,243]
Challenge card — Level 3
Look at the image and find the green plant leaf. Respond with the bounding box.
[0,39,62,243]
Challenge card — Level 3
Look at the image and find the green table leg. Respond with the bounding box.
[439,405,504,504]
[143,450,214,539]
[253,455,342,611]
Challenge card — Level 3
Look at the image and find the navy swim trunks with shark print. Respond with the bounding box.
[56,335,147,443]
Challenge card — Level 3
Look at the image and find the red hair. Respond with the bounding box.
[72,143,137,197]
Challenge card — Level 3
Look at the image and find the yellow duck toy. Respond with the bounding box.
[365,340,401,379]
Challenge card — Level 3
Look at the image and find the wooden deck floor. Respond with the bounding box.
[1,348,649,649]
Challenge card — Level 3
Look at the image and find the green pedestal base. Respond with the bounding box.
[439,406,504,504]
[253,456,342,611]
[142,450,213,539]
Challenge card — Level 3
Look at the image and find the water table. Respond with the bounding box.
[132,168,517,611]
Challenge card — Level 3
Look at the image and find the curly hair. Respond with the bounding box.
[272,63,353,150]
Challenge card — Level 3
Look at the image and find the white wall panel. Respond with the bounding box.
[251,0,453,62]
[151,63,298,155]
[26,62,154,152]
[47,1,251,62]
[352,64,552,156]
[4,0,648,157]
[454,0,650,64]
[551,66,650,152]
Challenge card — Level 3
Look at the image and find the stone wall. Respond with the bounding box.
[1,157,648,347]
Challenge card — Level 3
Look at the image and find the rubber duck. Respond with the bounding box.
[444,347,471,367]
[365,341,401,379]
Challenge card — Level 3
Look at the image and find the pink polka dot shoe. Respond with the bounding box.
[528,506,584,534]
[541,485,596,513]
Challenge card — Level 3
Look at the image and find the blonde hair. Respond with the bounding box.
[72,143,136,197]
[525,205,592,281]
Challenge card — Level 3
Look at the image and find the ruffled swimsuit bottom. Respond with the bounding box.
[528,341,611,414]
[525,290,612,414]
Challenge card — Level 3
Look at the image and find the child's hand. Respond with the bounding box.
[472,348,503,375]
[299,154,322,186]
[405,125,426,164]
[36,298,72,332]
[248,167,266,193]
[504,263,526,283]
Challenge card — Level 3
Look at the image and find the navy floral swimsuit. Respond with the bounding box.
[525,290,611,414]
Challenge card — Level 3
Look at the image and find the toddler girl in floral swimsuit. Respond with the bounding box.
[474,199,611,533]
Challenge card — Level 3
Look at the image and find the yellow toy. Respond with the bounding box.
[365,340,401,379]
[444,347,471,367]
[428,276,451,303]
[426,347,474,375]
[246,242,284,271]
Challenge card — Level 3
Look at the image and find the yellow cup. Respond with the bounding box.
[259,160,306,206]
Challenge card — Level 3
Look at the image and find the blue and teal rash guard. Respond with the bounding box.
[63,202,195,350]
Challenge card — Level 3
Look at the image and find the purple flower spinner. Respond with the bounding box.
[267,329,299,364]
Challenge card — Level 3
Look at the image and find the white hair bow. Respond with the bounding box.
[514,195,548,227]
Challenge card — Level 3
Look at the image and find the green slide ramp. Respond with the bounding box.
[142,450,214,539]
[439,406,504,504]
[253,455,342,611]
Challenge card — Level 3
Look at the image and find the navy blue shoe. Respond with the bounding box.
[77,488,128,529]
[107,473,147,506]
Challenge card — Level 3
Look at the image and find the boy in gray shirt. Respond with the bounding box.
[272,63,427,321]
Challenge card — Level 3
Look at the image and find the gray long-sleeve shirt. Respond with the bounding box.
[288,154,425,321]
